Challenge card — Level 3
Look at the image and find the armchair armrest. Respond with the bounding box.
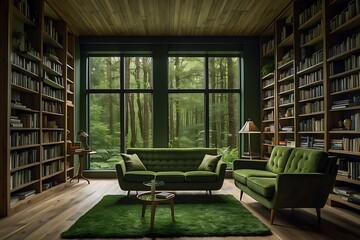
[233,159,268,171]
[115,160,127,182]
[215,159,227,177]
[275,173,333,208]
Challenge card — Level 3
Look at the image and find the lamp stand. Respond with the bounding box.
[248,133,252,160]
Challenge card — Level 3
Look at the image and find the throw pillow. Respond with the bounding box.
[121,153,147,171]
[197,154,222,172]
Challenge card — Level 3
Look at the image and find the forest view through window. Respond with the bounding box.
[86,55,241,170]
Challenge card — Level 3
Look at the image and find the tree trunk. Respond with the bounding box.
[142,57,149,147]
[209,58,217,147]
[227,57,236,148]
[135,57,145,147]
[175,57,180,147]
[106,57,114,135]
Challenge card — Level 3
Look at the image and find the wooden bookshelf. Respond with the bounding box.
[0,0,76,217]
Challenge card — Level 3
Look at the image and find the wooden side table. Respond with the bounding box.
[137,192,175,228]
[69,150,96,184]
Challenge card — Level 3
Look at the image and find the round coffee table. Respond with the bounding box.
[137,191,175,228]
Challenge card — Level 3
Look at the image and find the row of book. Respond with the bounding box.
[299,100,324,114]
[299,117,324,131]
[279,93,294,106]
[262,77,274,88]
[329,0,360,31]
[279,82,294,93]
[329,54,360,76]
[300,136,324,149]
[298,69,323,87]
[331,96,360,109]
[278,49,294,68]
[10,131,39,147]
[13,0,37,24]
[43,131,63,143]
[43,145,62,160]
[43,71,64,87]
[10,169,34,190]
[279,67,294,80]
[329,32,360,58]
[297,50,323,72]
[333,185,360,205]
[10,149,38,170]
[338,158,360,180]
[263,111,274,121]
[331,138,360,152]
[298,0,322,26]
[11,51,39,76]
[10,189,36,205]
[10,113,39,128]
[43,86,64,100]
[11,70,39,92]
[42,161,64,177]
[262,38,274,55]
[300,22,322,46]
[330,72,360,93]
[299,85,323,100]
[263,99,274,109]
[43,56,63,75]
[44,16,61,44]
[42,100,63,114]
[263,89,274,98]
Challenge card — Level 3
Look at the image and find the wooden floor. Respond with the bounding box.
[0,178,359,240]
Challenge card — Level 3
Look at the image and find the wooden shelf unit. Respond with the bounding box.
[259,0,360,212]
[0,0,76,217]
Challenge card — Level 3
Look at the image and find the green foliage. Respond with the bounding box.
[219,147,239,168]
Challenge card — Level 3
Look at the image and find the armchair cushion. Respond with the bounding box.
[265,146,293,173]
[247,177,276,198]
[121,153,147,171]
[197,154,222,171]
[284,148,324,173]
[233,169,277,185]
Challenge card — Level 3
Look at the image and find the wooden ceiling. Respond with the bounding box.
[47,0,291,36]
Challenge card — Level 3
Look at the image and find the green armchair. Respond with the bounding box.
[233,146,338,224]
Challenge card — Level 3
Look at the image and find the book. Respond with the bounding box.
[155,192,174,199]
[14,189,36,200]
[333,186,358,197]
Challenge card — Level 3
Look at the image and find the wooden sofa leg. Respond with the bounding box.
[316,208,321,225]
[127,191,130,196]
[240,191,243,201]
[270,209,276,224]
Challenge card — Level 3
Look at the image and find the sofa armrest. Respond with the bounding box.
[115,160,127,183]
[275,173,333,208]
[232,159,268,171]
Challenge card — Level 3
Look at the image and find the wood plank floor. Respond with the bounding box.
[0,178,359,240]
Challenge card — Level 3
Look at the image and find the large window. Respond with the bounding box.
[85,54,242,170]
[168,56,241,165]
[87,56,153,169]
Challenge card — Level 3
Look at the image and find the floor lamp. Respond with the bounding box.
[239,119,261,159]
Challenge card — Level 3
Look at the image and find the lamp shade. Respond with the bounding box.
[238,120,261,133]
[78,130,89,138]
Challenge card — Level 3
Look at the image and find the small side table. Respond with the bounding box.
[69,150,96,184]
[137,192,175,229]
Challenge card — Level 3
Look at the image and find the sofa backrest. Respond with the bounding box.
[126,148,218,172]
[265,146,293,173]
[284,147,324,173]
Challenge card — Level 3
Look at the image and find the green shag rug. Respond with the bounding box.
[61,194,271,238]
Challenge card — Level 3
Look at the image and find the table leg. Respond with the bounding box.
[150,202,157,228]
[170,199,175,222]
[69,154,90,184]
[141,204,146,218]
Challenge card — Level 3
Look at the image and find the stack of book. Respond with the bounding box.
[331,99,353,109]
[10,116,23,127]
[333,186,360,205]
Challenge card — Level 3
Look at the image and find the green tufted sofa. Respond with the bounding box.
[115,148,227,195]
[233,146,338,224]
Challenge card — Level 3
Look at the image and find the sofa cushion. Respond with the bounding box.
[124,171,156,182]
[185,171,218,182]
[233,169,277,185]
[284,148,324,173]
[197,154,222,171]
[247,177,276,198]
[121,153,147,171]
[265,146,293,173]
[155,171,185,182]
